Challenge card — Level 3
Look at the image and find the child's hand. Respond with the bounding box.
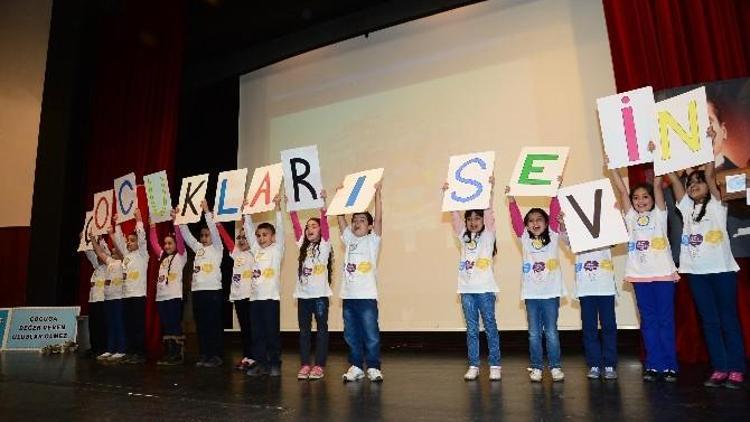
[489,175,495,186]
[557,211,565,224]
[134,208,142,222]
[320,190,327,200]
[273,194,281,206]
[374,181,383,192]
[335,184,344,192]
[604,154,610,165]
[442,182,449,192]
[504,185,511,195]
[113,213,120,224]
[556,175,563,185]
[200,199,210,213]
[172,207,179,221]
[647,140,656,152]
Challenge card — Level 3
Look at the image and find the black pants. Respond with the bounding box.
[250,300,281,368]
[298,297,329,366]
[88,301,107,354]
[192,290,224,358]
[157,298,183,336]
[234,299,253,359]
[123,296,146,356]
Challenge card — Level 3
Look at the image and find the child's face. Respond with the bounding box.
[351,215,371,237]
[126,234,138,252]
[631,187,654,212]
[305,220,321,242]
[465,214,484,233]
[200,228,212,246]
[163,236,176,254]
[687,176,709,202]
[525,212,548,237]
[236,229,250,251]
[256,228,275,247]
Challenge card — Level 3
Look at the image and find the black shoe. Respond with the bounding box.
[202,356,223,368]
[643,369,659,382]
[662,370,678,383]
[195,355,208,367]
[247,365,270,377]
[270,366,282,377]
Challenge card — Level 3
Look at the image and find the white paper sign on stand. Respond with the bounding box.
[597,86,656,169]
[507,147,569,197]
[243,163,284,215]
[327,168,384,216]
[280,145,325,211]
[175,174,209,225]
[442,152,495,212]
[214,169,248,222]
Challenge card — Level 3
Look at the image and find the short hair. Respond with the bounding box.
[351,212,374,225]
[257,222,276,235]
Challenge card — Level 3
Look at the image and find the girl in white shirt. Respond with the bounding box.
[667,163,745,388]
[81,234,109,357]
[91,234,126,361]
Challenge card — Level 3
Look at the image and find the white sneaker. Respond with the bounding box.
[464,366,479,381]
[108,353,126,361]
[367,368,384,382]
[489,366,502,381]
[342,365,365,382]
[529,368,543,382]
[551,367,565,382]
[96,352,112,360]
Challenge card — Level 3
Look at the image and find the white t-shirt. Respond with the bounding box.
[677,196,740,274]
[520,231,566,299]
[294,238,334,299]
[624,207,678,280]
[573,247,617,298]
[104,257,124,301]
[457,230,499,294]
[117,223,149,298]
[339,227,381,300]
[179,213,224,291]
[249,242,284,301]
[229,249,254,301]
[85,250,107,303]
[156,252,185,302]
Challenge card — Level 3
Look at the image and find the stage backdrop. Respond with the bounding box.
[238,0,626,331]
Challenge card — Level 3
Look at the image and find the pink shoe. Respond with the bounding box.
[703,371,728,388]
[725,372,744,389]
[308,365,325,380]
[297,365,312,380]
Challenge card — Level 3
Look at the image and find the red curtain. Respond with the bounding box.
[0,227,30,307]
[79,0,184,359]
[603,0,750,362]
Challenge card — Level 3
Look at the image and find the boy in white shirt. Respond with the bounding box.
[81,234,109,357]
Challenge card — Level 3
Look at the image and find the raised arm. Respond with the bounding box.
[319,190,330,241]
[373,181,383,236]
[609,167,631,213]
[704,161,722,200]
[149,224,163,257]
[289,211,303,241]
[484,176,496,231]
[505,186,524,237]
[90,234,110,263]
[275,209,285,245]
[174,224,186,255]
[666,171,686,203]
[178,222,200,252]
[203,207,223,253]
[653,175,666,211]
[216,222,235,252]
[134,209,147,257]
[549,196,561,233]
[113,220,127,257]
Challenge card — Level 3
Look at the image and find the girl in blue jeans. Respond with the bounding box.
[668,165,745,388]
[507,186,566,382]
[443,177,501,381]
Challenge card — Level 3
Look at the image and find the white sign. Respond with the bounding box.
[92,190,113,235]
[442,151,495,212]
[597,86,656,169]
[558,179,628,253]
[653,87,713,176]
[327,168,384,216]
[280,145,325,211]
[77,211,95,252]
[3,307,80,351]
[175,174,209,225]
[143,170,172,224]
[507,147,569,197]
[113,172,138,223]
[243,163,284,215]
[214,169,248,222]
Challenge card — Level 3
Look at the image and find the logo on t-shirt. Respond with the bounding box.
[531,238,544,250]
[636,215,650,227]
[705,230,723,244]
[532,262,546,273]
[682,234,703,246]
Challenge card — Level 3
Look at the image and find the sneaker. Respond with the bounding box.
[367,368,384,382]
[464,366,479,381]
[270,366,282,377]
[108,353,126,362]
[724,372,744,390]
[587,367,601,379]
[297,365,312,380]
[195,356,207,367]
[643,369,658,382]
[235,358,254,370]
[603,367,618,380]
[96,352,112,360]
[246,365,269,377]
[703,371,728,388]
[308,366,325,380]
[342,365,365,382]
[663,369,678,383]
[529,368,543,382]
[551,367,565,382]
[489,366,502,381]
[202,356,223,368]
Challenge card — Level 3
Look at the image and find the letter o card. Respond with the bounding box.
[442,151,495,212]
[507,147,569,197]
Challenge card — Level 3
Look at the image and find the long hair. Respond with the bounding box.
[524,208,551,247]
[629,182,656,211]
[160,233,178,281]
[298,218,334,284]
[686,170,710,222]
[463,209,497,256]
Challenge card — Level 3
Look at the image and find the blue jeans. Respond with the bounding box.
[343,299,381,369]
[157,298,183,336]
[688,272,746,372]
[251,300,281,368]
[580,295,617,368]
[298,297,330,367]
[525,298,561,369]
[633,282,677,371]
[461,293,501,367]
[234,299,253,359]
[192,290,224,359]
[104,299,125,353]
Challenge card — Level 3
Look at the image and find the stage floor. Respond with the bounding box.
[1,342,749,421]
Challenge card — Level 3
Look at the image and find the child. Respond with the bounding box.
[609,152,679,382]
[91,233,126,362]
[81,234,109,357]
[178,200,225,368]
[337,181,384,382]
[215,213,256,371]
[149,209,187,365]
[506,185,565,382]
[557,213,618,380]
[667,163,745,388]
[112,209,149,364]
[289,191,332,380]
[443,178,501,381]
[245,195,285,377]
